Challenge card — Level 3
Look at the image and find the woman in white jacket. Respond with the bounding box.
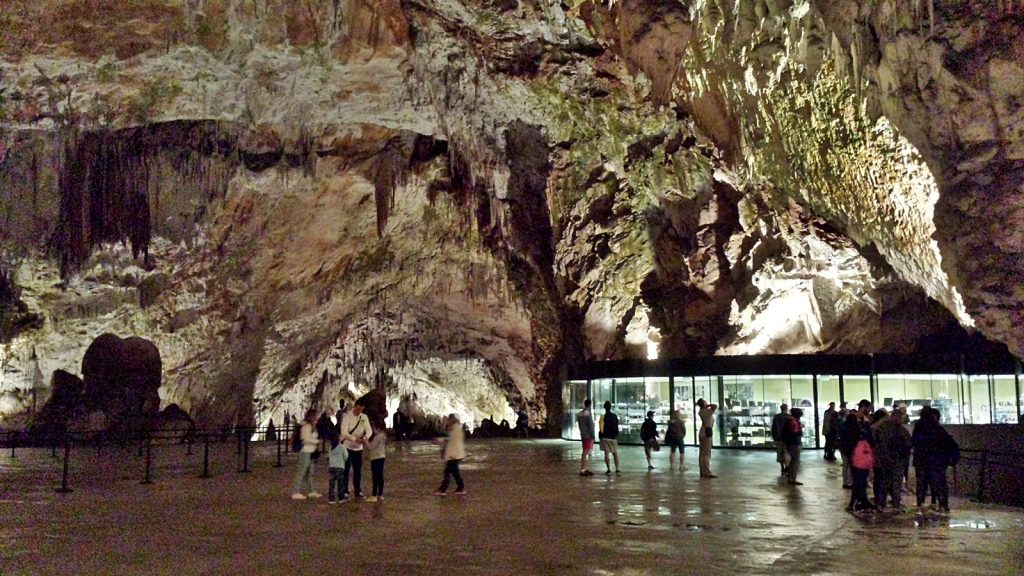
[291,409,321,500]
[435,414,467,496]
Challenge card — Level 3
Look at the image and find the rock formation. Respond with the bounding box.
[0,1,1020,432]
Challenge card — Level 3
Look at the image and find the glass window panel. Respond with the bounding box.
[843,376,872,412]
[876,374,905,413]
[614,377,646,444]
[564,380,588,439]
[966,376,992,424]
[902,375,932,423]
[929,374,960,424]
[816,375,840,448]
[674,376,697,445]
[593,378,614,431]
[721,375,763,447]
[646,377,671,430]
[790,375,815,448]
[993,375,1017,424]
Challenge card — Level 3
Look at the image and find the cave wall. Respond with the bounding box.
[1,0,1020,431]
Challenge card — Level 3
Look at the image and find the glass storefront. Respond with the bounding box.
[562,355,1022,448]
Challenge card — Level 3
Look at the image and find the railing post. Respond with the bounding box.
[9,431,16,458]
[56,434,73,494]
[977,451,988,503]
[96,430,103,457]
[141,434,154,485]
[186,432,193,456]
[200,434,211,479]
[51,432,58,458]
[240,430,251,474]
[274,430,284,468]
[236,427,243,456]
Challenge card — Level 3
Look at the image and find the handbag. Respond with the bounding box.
[311,448,321,461]
[651,438,661,452]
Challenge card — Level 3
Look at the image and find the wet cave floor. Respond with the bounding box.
[1,438,1022,575]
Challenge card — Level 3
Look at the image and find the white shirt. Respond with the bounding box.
[341,412,371,451]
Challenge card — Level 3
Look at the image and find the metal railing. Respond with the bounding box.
[951,448,1024,506]
[1,424,295,493]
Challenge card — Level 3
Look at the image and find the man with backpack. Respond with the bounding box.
[598,401,620,475]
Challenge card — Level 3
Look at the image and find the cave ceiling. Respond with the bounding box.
[0,0,1021,430]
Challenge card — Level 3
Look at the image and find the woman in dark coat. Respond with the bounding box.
[640,411,659,471]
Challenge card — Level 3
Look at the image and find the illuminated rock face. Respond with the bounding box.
[0,1,1020,430]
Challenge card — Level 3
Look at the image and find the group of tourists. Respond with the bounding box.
[575,398,720,479]
[575,396,960,514]
[289,400,468,503]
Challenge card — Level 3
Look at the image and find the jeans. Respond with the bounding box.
[922,465,949,509]
[292,452,315,494]
[328,467,344,501]
[371,458,385,497]
[786,445,801,482]
[342,449,364,496]
[850,467,871,509]
[439,459,464,492]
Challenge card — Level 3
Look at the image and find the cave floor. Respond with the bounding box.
[1,438,1022,575]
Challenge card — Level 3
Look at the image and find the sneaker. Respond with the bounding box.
[355,493,365,499]
[605,470,612,475]
[434,491,447,496]
[291,493,307,500]
[648,465,655,471]
[366,496,378,502]
[339,495,350,502]
[583,470,594,477]
[377,496,384,502]
[701,474,718,479]
[328,500,337,505]
[787,481,804,486]
[307,492,322,499]
[615,470,621,475]
[454,490,467,495]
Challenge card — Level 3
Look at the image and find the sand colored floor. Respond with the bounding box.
[1,438,1022,575]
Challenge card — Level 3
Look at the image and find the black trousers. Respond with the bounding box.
[343,449,363,496]
[439,459,464,492]
[371,458,385,497]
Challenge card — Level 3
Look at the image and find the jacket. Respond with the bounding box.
[640,418,658,443]
[341,412,371,451]
[443,424,466,460]
[771,412,792,442]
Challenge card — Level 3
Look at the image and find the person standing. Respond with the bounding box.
[822,402,839,461]
[576,399,596,476]
[339,399,371,501]
[784,408,805,485]
[839,411,858,489]
[598,401,621,475]
[640,411,659,471]
[366,421,387,502]
[291,409,321,500]
[696,399,718,479]
[664,410,687,470]
[914,407,957,513]
[870,408,910,509]
[771,404,792,474]
[436,414,467,495]
[326,426,347,503]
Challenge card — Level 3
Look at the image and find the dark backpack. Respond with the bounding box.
[291,423,303,453]
[944,432,960,467]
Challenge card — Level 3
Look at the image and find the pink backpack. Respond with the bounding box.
[852,439,875,470]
